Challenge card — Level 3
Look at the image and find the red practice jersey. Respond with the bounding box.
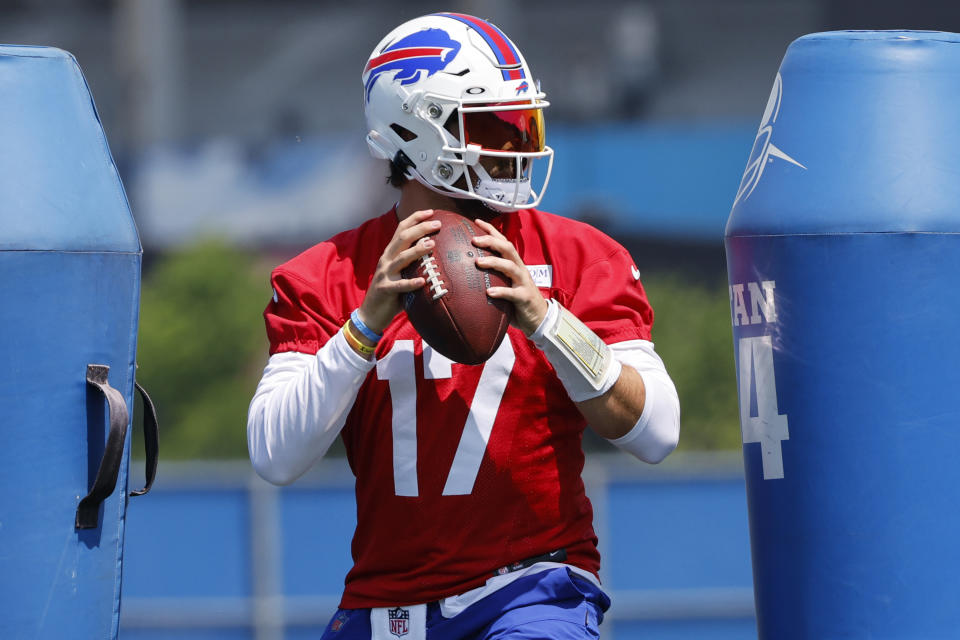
[265,207,654,607]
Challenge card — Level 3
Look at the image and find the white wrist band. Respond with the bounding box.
[530,299,621,402]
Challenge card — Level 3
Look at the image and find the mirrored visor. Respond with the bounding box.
[462,103,545,154]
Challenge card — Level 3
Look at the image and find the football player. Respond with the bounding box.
[247,12,680,640]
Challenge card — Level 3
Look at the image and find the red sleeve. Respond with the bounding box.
[264,268,345,356]
[567,247,653,343]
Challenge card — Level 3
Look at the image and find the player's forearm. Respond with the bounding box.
[592,341,680,463]
[247,331,374,485]
[576,363,646,439]
[529,298,680,462]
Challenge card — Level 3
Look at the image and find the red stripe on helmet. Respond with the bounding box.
[365,47,447,72]
[444,13,520,67]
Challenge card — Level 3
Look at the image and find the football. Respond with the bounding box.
[401,210,513,365]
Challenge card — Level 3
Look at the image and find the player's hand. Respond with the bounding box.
[358,209,440,334]
[471,218,548,336]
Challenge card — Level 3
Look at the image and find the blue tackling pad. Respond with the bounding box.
[726,31,960,638]
[0,46,141,639]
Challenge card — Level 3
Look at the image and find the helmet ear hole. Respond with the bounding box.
[390,124,418,142]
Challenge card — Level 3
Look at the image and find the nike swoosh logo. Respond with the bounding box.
[631,265,641,281]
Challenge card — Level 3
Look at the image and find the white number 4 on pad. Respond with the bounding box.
[738,335,789,480]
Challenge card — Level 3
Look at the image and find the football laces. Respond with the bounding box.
[419,254,448,300]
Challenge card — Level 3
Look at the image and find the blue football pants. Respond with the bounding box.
[319,567,610,639]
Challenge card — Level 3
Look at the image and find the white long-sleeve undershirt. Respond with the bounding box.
[247,330,375,485]
[247,332,680,486]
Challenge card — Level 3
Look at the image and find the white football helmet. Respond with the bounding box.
[362,13,553,211]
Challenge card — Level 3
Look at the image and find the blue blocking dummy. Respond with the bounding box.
[726,32,960,637]
[0,46,150,638]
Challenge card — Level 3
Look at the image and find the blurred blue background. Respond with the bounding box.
[3,0,959,638]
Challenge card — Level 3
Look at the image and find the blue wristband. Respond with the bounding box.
[350,309,383,343]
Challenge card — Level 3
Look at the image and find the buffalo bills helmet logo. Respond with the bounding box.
[515,81,529,95]
[364,29,462,102]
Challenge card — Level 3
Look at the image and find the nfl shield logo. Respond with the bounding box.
[330,610,349,632]
[388,607,410,638]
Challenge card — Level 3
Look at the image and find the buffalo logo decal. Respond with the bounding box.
[364,29,462,102]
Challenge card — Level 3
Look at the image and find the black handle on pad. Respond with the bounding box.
[130,380,158,497]
[76,364,129,529]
